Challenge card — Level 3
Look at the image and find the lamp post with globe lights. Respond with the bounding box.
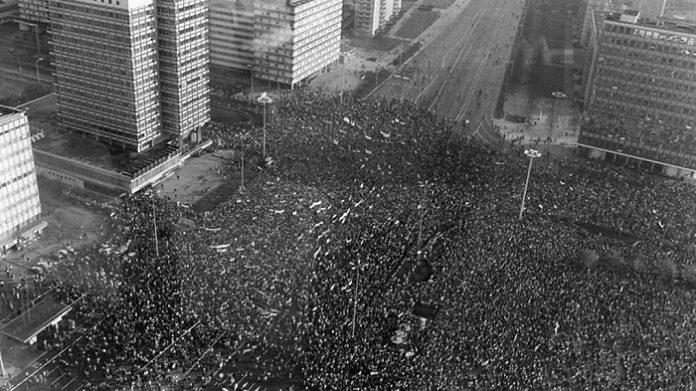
[519,149,542,220]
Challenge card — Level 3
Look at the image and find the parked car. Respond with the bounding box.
[552,91,566,99]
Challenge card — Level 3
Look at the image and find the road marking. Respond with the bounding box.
[427,2,491,111]
[60,376,78,391]
[455,2,508,123]
[416,2,489,104]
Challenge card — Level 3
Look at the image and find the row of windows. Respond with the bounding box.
[592,94,695,128]
[605,22,696,46]
[602,37,696,59]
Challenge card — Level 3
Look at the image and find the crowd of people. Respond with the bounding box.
[43,90,696,390]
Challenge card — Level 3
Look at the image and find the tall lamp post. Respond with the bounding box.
[257,92,273,159]
[239,131,249,190]
[0,348,6,379]
[351,258,360,340]
[247,64,254,100]
[519,149,541,220]
[149,190,159,257]
[34,57,44,84]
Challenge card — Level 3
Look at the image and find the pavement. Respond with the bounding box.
[155,151,237,207]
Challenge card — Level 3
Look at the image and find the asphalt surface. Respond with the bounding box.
[373,0,526,144]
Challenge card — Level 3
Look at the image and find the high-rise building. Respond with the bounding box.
[48,0,210,152]
[156,0,210,140]
[0,105,45,251]
[209,0,255,71]
[355,0,400,37]
[578,11,696,177]
[17,0,49,23]
[49,0,162,152]
[580,0,665,46]
[209,0,341,88]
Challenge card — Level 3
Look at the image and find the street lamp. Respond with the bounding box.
[352,258,360,340]
[247,64,254,100]
[519,149,542,220]
[149,190,159,257]
[257,92,273,158]
[238,131,250,190]
[34,57,44,84]
[0,348,6,379]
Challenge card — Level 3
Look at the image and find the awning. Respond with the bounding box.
[19,220,48,240]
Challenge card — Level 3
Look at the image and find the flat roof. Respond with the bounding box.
[0,104,24,116]
[0,295,72,344]
[607,13,696,35]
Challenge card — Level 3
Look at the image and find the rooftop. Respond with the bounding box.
[0,104,25,116]
[607,12,696,35]
[24,94,181,178]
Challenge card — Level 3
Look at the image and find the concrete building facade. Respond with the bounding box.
[355,0,400,37]
[579,0,666,47]
[49,0,162,152]
[17,0,48,23]
[579,11,696,177]
[209,0,341,88]
[48,0,210,152]
[209,0,255,71]
[156,0,210,140]
[0,106,45,251]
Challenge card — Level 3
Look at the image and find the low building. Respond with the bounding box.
[0,0,19,24]
[0,105,45,252]
[209,0,341,88]
[579,11,696,178]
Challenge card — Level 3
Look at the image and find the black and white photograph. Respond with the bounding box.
[1,0,696,389]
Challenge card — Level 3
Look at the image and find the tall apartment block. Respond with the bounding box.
[0,106,45,251]
[355,0,400,37]
[49,0,162,152]
[209,0,255,72]
[209,0,341,88]
[17,0,49,23]
[578,11,696,177]
[48,0,210,152]
[156,0,210,140]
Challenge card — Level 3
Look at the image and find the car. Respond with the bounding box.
[552,91,566,99]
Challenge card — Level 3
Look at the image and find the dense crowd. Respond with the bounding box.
[47,91,696,389]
